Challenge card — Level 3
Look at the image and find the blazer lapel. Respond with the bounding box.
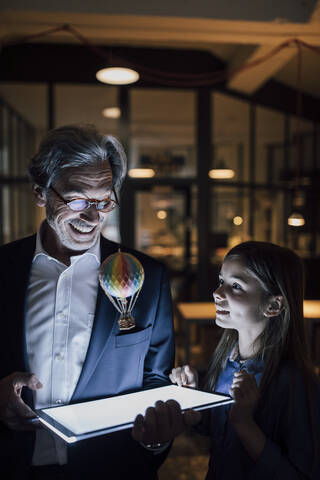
[71,237,119,401]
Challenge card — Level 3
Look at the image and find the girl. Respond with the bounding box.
[133,241,320,479]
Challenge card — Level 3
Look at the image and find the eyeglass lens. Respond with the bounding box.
[67,199,115,212]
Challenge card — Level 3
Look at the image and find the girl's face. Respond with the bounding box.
[213,256,268,335]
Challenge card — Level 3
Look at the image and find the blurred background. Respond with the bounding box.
[1,3,320,476]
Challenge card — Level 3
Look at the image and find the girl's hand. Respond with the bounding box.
[169,365,198,388]
[229,370,260,426]
[132,399,201,446]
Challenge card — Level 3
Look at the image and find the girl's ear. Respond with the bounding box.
[33,184,47,207]
[264,295,284,317]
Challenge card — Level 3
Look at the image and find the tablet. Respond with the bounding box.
[35,384,233,443]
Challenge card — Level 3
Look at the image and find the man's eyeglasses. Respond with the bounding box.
[50,185,119,213]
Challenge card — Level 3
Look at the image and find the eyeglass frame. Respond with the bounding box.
[49,184,119,212]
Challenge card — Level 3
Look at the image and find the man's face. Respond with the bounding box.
[40,162,114,255]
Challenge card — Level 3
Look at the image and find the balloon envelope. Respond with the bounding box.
[99,251,144,299]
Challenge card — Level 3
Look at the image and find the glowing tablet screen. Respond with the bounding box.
[36,385,232,443]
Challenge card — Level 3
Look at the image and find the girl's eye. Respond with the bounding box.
[232,282,242,290]
[218,278,224,285]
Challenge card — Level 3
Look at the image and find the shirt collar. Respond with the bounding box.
[227,343,264,373]
[33,221,101,266]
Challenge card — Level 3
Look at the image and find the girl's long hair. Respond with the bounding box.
[204,241,318,461]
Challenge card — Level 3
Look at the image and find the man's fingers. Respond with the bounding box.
[155,401,172,443]
[183,409,201,426]
[11,373,43,392]
[166,399,184,436]
[7,416,42,431]
[144,406,159,442]
[10,396,37,418]
[132,414,145,442]
[132,399,190,446]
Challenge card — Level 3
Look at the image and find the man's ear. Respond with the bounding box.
[264,295,284,317]
[33,184,47,207]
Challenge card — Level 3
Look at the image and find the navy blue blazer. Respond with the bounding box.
[0,234,175,479]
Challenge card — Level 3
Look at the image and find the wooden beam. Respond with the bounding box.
[1,11,320,47]
[228,44,297,94]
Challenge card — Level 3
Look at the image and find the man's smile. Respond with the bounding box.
[69,220,96,234]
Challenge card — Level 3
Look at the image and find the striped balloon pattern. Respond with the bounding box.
[99,251,144,299]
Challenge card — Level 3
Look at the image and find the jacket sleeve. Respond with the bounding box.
[249,370,320,480]
[142,266,175,389]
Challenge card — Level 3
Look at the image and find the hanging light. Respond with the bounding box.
[287,43,306,229]
[288,212,305,227]
[128,168,155,178]
[157,210,167,220]
[96,67,139,85]
[233,216,243,226]
[208,160,235,179]
[288,190,305,227]
[209,169,235,179]
[102,107,121,119]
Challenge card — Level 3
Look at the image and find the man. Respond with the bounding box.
[0,125,174,479]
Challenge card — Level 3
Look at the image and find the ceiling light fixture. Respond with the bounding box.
[128,168,155,178]
[233,216,243,226]
[157,210,167,220]
[96,67,139,85]
[102,107,121,119]
[209,159,235,180]
[288,212,305,227]
[287,42,306,228]
[209,168,235,179]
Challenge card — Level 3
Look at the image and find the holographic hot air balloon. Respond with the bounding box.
[99,250,145,330]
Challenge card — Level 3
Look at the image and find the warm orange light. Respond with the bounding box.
[128,168,155,178]
[303,300,320,318]
[96,67,139,85]
[102,107,121,119]
[288,212,305,227]
[233,216,243,226]
[157,210,167,220]
[209,169,235,179]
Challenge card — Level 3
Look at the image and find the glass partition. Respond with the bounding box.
[130,89,196,178]
[212,92,250,182]
[55,84,119,136]
[0,96,37,243]
[256,106,285,184]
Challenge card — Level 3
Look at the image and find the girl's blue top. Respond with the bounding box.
[203,346,320,479]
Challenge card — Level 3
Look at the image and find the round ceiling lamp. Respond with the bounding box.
[233,216,243,226]
[287,212,305,227]
[96,67,139,85]
[157,210,167,220]
[102,107,121,119]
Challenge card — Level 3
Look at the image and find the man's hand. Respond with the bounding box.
[132,399,201,446]
[169,365,198,388]
[0,372,43,431]
[229,370,259,426]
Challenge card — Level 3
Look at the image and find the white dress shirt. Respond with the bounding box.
[25,224,101,465]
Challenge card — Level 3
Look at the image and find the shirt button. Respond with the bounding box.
[55,399,62,404]
[55,353,64,361]
[57,312,64,320]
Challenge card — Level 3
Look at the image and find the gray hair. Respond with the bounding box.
[28,124,127,193]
